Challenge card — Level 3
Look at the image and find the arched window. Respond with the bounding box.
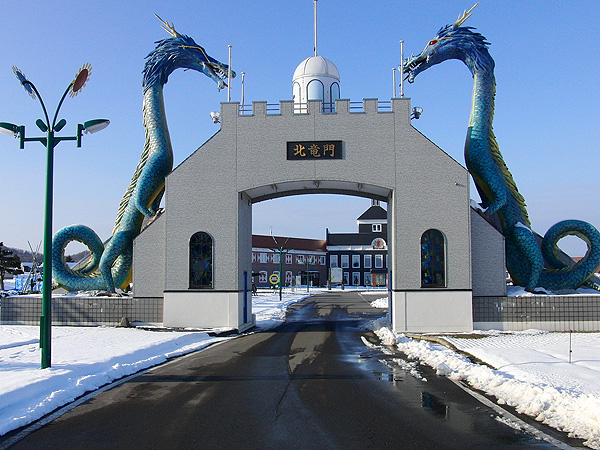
[421,229,446,287]
[307,79,324,102]
[293,82,304,114]
[293,82,301,102]
[329,82,340,112]
[189,232,213,289]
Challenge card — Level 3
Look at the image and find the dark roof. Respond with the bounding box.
[252,235,327,252]
[327,232,386,246]
[357,205,387,221]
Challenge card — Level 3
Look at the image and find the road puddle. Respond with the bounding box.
[421,391,449,418]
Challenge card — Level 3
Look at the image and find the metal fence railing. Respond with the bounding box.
[237,100,395,116]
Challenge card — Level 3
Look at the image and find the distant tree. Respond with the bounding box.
[65,255,74,263]
[0,242,23,290]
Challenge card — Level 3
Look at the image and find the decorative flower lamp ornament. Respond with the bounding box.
[12,66,36,99]
[69,63,91,97]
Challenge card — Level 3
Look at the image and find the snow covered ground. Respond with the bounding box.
[1,288,600,449]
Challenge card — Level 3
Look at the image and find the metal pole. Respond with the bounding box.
[569,330,573,364]
[40,130,55,369]
[306,257,311,293]
[314,0,318,56]
[240,72,245,114]
[243,271,248,323]
[400,40,405,98]
[392,68,397,98]
[227,45,232,102]
[279,249,283,301]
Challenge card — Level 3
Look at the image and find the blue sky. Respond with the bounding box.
[2,1,599,256]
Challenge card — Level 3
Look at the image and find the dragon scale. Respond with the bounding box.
[52,17,232,292]
[403,5,600,291]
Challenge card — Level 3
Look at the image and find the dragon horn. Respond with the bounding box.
[155,14,180,37]
[454,2,479,28]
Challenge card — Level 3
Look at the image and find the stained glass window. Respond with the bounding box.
[189,232,213,289]
[421,229,446,288]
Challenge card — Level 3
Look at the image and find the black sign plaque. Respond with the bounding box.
[287,140,343,160]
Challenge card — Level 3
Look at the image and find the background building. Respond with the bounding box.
[327,200,388,287]
[252,235,327,288]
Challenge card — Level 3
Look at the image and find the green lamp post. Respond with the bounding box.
[305,255,315,293]
[0,65,109,369]
[271,236,290,302]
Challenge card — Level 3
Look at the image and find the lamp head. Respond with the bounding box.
[210,111,221,124]
[411,106,423,119]
[0,122,20,136]
[76,119,110,147]
[83,119,110,134]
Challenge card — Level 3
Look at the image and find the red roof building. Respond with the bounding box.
[251,235,327,288]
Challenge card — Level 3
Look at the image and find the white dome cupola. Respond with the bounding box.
[293,56,340,112]
[292,0,340,113]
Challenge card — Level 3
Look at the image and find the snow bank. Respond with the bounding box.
[0,326,225,436]
[369,318,600,449]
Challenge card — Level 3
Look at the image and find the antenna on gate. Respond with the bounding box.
[313,0,318,56]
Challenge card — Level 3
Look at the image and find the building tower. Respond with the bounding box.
[292,0,340,113]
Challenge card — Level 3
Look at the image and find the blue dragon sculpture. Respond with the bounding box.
[402,4,600,291]
[52,16,234,292]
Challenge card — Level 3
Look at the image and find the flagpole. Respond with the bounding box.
[227,45,232,102]
[240,72,245,113]
[400,40,405,98]
[314,0,318,56]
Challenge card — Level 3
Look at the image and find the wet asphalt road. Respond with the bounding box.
[3,291,578,449]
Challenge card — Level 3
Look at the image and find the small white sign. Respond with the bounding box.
[330,267,343,284]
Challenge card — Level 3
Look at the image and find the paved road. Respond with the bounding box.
[4,292,578,449]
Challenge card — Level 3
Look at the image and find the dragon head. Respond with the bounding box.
[143,15,235,92]
[402,3,493,82]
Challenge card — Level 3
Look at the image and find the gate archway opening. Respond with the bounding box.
[252,192,390,292]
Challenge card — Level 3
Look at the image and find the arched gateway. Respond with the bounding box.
[132,98,506,333]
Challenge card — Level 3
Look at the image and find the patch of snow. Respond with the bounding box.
[507,285,600,296]
[252,290,317,329]
[369,297,388,308]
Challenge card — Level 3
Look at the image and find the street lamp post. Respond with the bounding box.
[305,256,314,293]
[0,65,109,369]
[271,236,290,302]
